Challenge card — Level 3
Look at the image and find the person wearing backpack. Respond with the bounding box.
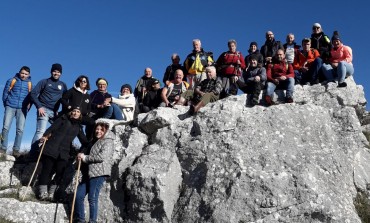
[216,39,246,99]
[1,66,32,157]
[183,39,214,89]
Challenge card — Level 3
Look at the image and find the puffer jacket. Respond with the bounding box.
[84,130,115,178]
[2,74,32,109]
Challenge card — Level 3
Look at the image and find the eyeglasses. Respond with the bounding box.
[313,27,320,30]
[80,80,87,83]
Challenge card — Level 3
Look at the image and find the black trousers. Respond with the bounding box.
[38,155,68,186]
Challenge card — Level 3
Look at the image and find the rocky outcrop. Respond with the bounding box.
[0,77,369,222]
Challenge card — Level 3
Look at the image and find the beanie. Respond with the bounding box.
[120,84,132,93]
[71,106,81,111]
[96,78,108,86]
[331,31,341,42]
[51,63,62,73]
[250,41,258,48]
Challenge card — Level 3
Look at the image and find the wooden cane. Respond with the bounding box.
[70,159,82,223]
[21,139,47,201]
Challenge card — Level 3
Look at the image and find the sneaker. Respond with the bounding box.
[265,95,273,106]
[38,192,49,201]
[12,150,21,158]
[338,82,347,88]
[0,148,6,155]
[285,97,294,103]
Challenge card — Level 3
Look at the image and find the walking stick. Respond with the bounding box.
[70,159,82,223]
[21,138,47,201]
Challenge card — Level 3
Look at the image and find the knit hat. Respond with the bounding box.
[120,84,132,93]
[312,23,321,28]
[51,63,62,73]
[250,41,258,48]
[96,78,108,86]
[331,31,341,42]
[71,106,81,111]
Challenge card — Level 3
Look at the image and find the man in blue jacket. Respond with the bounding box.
[1,66,32,157]
[30,63,67,145]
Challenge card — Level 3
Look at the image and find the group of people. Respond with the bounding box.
[0,22,354,223]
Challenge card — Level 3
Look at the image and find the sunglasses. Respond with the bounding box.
[80,80,87,83]
[313,27,320,30]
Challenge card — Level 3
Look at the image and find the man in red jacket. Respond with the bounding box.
[265,49,295,106]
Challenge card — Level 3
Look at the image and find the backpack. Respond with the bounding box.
[8,78,32,92]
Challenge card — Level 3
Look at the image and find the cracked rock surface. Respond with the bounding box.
[0,77,369,222]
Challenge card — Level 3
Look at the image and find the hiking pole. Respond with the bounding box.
[21,138,47,201]
[70,159,82,223]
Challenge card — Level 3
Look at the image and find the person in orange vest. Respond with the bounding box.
[1,66,32,158]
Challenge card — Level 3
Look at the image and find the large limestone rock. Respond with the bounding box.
[0,77,369,222]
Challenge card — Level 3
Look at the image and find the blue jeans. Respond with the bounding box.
[266,77,295,98]
[322,61,354,83]
[31,108,55,144]
[75,176,106,223]
[1,106,27,151]
[102,104,123,120]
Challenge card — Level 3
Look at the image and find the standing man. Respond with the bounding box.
[183,39,214,89]
[310,23,331,64]
[1,66,32,157]
[163,53,186,86]
[216,39,246,98]
[30,63,67,144]
[261,31,284,66]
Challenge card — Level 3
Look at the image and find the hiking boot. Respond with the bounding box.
[48,185,57,201]
[38,185,48,201]
[265,95,273,106]
[12,150,21,158]
[189,104,195,115]
[338,81,347,88]
[0,148,6,156]
[38,192,48,201]
[285,97,294,103]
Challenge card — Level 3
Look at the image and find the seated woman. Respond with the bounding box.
[105,84,136,122]
[74,122,115,223]
[321,31,354,87]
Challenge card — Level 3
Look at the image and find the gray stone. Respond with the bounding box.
[0,77,368,222]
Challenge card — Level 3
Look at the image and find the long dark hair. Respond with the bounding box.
[75,75,91,90]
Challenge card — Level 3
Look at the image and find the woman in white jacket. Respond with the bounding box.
[105,84,136,122]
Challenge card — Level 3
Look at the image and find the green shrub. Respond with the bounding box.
[0,216,15,223]
[354,191,370,222]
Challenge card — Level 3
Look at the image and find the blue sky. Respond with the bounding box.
[0,0,369,151]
